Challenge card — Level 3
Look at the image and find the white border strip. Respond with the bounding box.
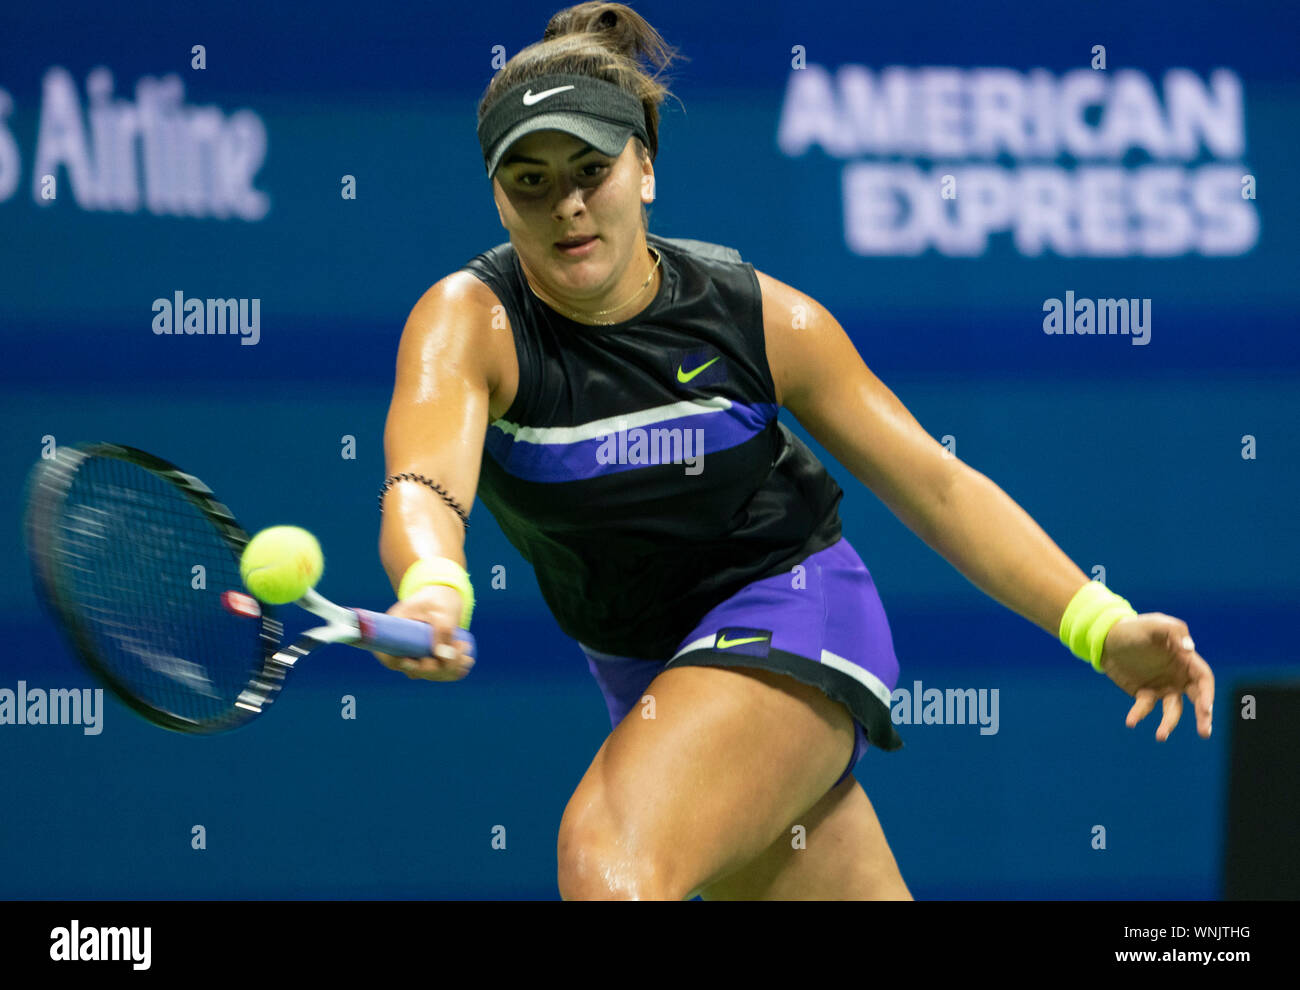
[670,640,893,710]
[671,634,718,659]
[819,648,894,709]
[491,396,732,445]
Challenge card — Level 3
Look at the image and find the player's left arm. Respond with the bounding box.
[756,268,1083,637]
[756,269,1213,739]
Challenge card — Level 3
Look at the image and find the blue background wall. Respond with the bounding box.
[2,0,1296,898]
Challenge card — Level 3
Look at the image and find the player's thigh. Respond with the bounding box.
[557,663,857,900]
[697,773,912,900]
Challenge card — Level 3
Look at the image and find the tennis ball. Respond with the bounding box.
[239,526,324,605]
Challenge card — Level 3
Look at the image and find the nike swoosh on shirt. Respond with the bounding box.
[522,85,575,105]
[676,356,721,383]
[715,634,769,649]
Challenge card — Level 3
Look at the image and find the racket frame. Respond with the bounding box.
[26,442,284,734]
[26,441,474,734]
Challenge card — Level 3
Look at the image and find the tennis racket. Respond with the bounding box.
[22,441,475,735]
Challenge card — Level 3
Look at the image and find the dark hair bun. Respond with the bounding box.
[543,3,636,59]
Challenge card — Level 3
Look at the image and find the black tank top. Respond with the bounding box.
[458,233,843,659]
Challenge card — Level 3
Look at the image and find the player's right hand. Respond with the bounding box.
[370,583,475,681]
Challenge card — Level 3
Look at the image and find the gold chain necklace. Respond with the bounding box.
[528,246,661,325]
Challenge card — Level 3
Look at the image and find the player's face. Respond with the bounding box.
[492,129,654,305]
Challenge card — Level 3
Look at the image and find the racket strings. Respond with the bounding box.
[54,457,264,725]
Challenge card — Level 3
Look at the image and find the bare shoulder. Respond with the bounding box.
[754,268,832,324]
[752,268,838,408]
[404,270,502,337]
[400,271,519,421]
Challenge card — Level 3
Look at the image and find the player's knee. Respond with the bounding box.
[556,811,686,901]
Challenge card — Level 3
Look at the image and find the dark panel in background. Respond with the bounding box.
[1223,683,1300,900]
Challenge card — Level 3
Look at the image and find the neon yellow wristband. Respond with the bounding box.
[1058,580,1137,673]
[398,557,474,629]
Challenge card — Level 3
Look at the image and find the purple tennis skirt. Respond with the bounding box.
[578,537,903,790]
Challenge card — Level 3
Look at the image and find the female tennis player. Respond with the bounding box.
[372,2,1215,900]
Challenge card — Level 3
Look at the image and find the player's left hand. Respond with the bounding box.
[1098,613,1214,740]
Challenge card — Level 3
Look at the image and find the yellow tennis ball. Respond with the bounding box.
[239,526,324,605]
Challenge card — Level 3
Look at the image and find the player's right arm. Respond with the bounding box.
[375,272,504,681]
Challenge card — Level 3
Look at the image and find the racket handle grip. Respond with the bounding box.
[353,610,477,661]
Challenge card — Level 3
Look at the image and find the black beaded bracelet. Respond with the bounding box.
[379,473,469,529]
